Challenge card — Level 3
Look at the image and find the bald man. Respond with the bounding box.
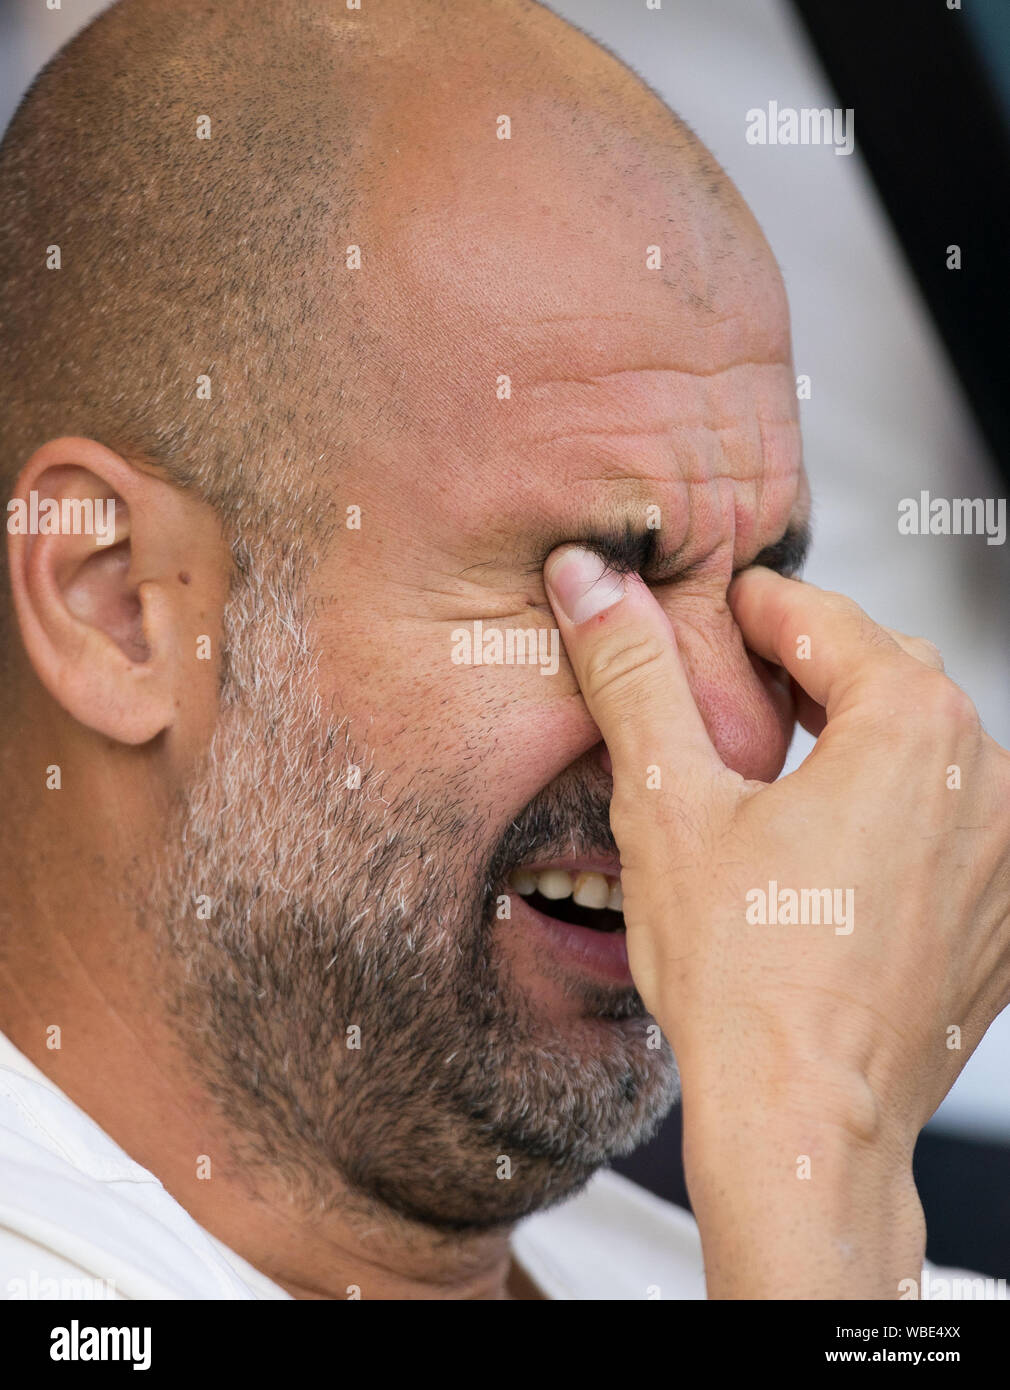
[1,0,1008,1303]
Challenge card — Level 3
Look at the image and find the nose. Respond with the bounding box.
[593,610,794,784]
[678,608,795,781]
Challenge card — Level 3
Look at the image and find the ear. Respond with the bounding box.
[7,437,231,746]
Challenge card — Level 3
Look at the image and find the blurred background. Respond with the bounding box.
[3,0,1008,1278]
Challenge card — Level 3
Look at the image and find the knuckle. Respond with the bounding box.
[858,610,899,652]
[886,628,945,670]
[821,588,863,619]
[582,632,670,706]
[609,784,645,838]
[916,670,979,729]
[908,636,944,671]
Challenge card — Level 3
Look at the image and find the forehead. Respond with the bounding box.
[350,95,804,574]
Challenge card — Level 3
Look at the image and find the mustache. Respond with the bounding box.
[478,772,618,916]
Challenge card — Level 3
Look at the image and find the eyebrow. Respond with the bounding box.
[522,516,811,585]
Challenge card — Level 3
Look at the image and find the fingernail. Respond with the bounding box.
[545,547,627,624]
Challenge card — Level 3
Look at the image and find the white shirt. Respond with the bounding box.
[0,1033,995,1300]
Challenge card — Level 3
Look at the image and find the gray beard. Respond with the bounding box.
[148,542,679,1232]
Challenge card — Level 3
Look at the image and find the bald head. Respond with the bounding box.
[0,0,373,546]
[0,0,749,557]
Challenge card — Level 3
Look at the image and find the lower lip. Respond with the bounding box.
[508,891,633,985]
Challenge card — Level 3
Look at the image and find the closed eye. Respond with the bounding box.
[737,520,811,579]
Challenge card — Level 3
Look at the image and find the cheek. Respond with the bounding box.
[311,614,587,803]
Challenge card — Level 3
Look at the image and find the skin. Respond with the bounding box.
[5,4,1005,1303]
[545,551,1010,1297]
[0,91,804,1296]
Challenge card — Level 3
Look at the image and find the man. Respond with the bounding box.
[0,0,1007,1301]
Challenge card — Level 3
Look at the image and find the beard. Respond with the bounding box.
[148,541,679,1232]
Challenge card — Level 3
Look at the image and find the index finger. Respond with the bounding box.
[729,567,908,718]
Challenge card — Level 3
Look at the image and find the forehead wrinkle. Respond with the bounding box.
[524,419,796,455]
[513,431,799,497]
[523,357,790,392]
[498,312,788,394]
[515,359,798,466]
[465,458,799,534]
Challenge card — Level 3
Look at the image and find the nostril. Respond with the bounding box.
[596,744,613,777]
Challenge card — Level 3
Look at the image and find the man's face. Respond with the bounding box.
[157,109,806,1232]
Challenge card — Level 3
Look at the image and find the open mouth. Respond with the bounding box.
[508,866,625,934]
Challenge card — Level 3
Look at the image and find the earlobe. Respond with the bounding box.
[7,439,202,746]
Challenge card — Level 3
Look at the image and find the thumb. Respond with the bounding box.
[544,545,723,789]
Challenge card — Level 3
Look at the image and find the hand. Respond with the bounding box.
[545,547,1010,1297]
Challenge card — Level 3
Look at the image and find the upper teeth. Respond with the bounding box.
[509,867,623,912]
